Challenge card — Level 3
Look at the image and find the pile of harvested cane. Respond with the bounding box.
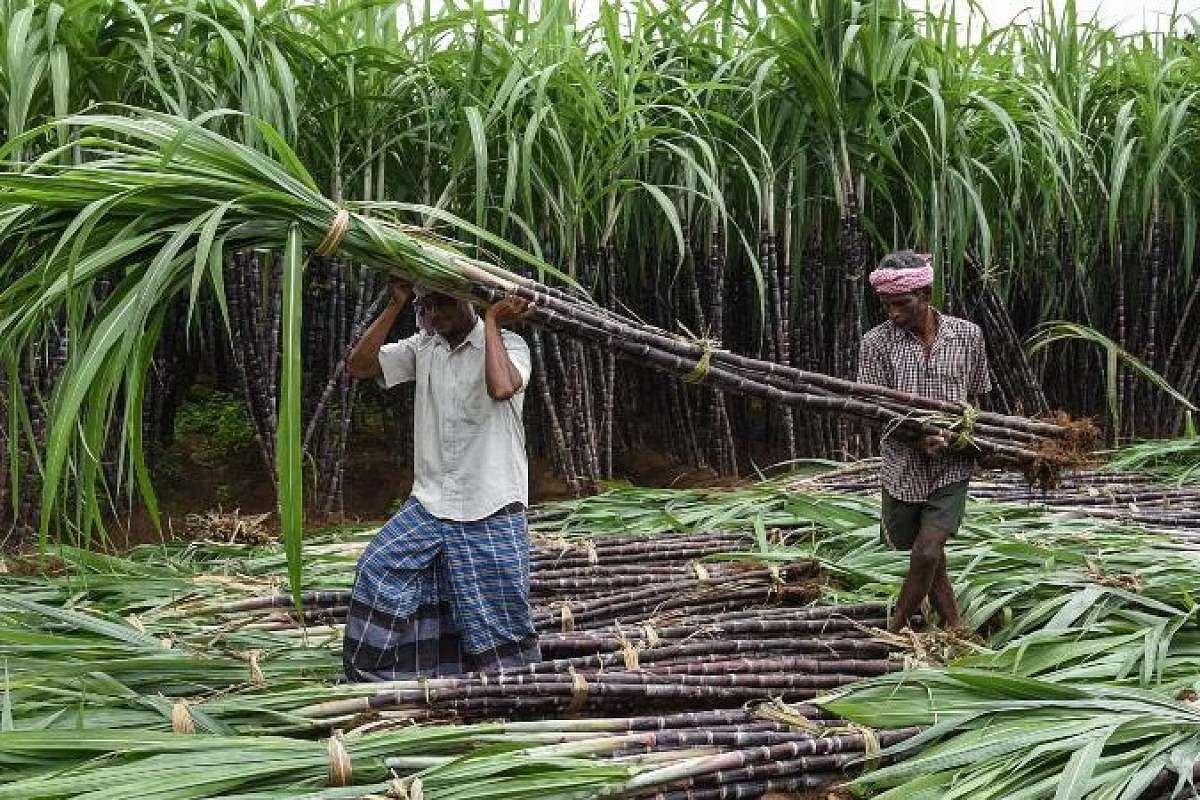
[188,528,915,797]
[211,530,900,730]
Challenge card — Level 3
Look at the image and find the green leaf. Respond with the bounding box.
[1053,728,1111,800]
[278,225,306,611]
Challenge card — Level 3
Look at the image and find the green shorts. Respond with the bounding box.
[881,480,969,550]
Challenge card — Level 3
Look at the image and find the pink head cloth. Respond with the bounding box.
[868,254,934,294]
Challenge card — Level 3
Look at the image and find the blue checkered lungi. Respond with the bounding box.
[342,496,541,681]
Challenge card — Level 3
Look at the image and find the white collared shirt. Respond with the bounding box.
[377,318,531,521]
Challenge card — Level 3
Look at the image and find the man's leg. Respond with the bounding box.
[889,524,950,633]
[922,480,969,630]
[928,552,962,629]
[444,507,540,671]
[343,498,453,681]
[881,491,923,632]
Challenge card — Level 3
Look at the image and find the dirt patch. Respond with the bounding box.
[0,552,68,577]
[614,448,747,490]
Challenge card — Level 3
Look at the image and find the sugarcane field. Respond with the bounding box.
[5,0,1200,797]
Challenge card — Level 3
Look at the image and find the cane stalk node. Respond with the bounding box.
[552,601,575,633]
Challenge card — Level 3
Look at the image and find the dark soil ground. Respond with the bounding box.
[100,435,746,550]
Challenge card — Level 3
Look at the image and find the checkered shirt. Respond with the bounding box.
[857,311,992,502]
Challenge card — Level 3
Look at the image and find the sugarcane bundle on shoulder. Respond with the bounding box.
[460,262,1095,486]
[0,110,1091,522]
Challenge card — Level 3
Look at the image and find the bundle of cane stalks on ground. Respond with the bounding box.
[195,528,895,728]
[0,710,922,800]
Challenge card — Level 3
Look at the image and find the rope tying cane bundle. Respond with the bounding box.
[567,667,589,713]
[327,731,353,786]
[316,208,351,257]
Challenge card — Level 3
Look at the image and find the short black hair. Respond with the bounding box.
[875,250,928,271]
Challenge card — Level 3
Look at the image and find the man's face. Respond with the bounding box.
[877,290,928,331]
[417,293,474,338]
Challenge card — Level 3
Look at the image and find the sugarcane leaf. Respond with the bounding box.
[1044,585,1105,630]
[120,311,165,533]
[1026,322,1198,415]
[0,595,162,649]
[868,771,953,799]
[1053,727,1112,800]
[1,662,12,732]
[278,225,306,609]
[945,668,1090,699]
[35,278,131,542]
[187,202,235,332]
[252,118,319,193]
[464,104,489,232]
[752,512,768,553]
[633,180,685,267]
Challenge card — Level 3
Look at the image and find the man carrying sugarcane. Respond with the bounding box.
[857,250,992,634]
[342,282,541,680]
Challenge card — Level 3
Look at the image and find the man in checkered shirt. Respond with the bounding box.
[856,250,992,634]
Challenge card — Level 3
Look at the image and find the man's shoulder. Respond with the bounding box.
[406,331,439,350]
[861,321,895,346]
[382,331,430,352]
[940,314,983,337]
[499,329,530,348]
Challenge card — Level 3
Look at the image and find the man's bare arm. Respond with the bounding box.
[483,294,535,401]
[347,282,411,380]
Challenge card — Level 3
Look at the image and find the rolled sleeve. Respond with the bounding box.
[377,334,421,388]
[502,331,532,392]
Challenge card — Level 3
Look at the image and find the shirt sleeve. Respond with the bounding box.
[502,331,533,391]
[377,333,421,388]
[969,326,993,396]
[856,334,890,387]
